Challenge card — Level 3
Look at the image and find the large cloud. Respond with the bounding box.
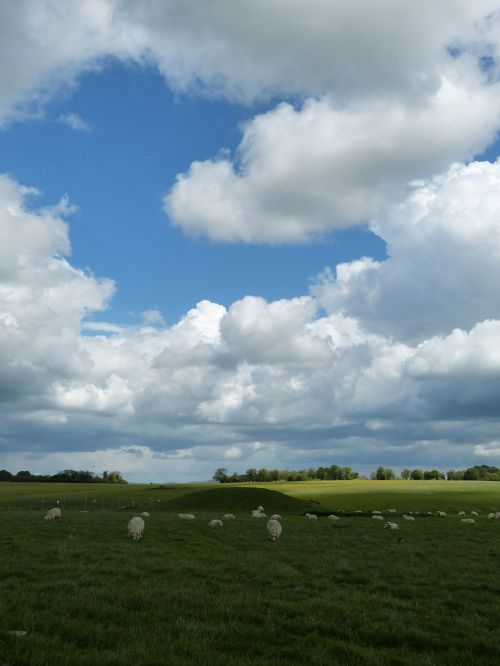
[314,160,500,341]
[2,0,497,120]
[4,2,500,244]
[165,74,500,241]
[3,170,500,479]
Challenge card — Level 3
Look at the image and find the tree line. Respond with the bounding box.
[0,469,127,483]
[213,465,359,483]
[213,464,500,483]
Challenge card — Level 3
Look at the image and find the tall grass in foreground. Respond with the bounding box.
[1,502,500,665]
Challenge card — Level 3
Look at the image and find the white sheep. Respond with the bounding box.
[209,519,223,528]
[372,515,383,520]
[403,515,415,521]
[270,514,281,520]
[257,506,264,512]
[458,511,466,517]
[178,513,195,520]
[267,519,282,542]
[495,512,500,520]
[387,509,397,513]
[305,513,318,520]
[488,512,495,520]
[437,511,447,517]
[471,511,479,517]
[251,510,266,518]
[461,518,475,524]
[223,514,236,520]
[372,510,382,515]
[128,516,144,540]
[384,521,399,530]
[327,514,340,521]
[44,507,62,521]
[141,512,150,518]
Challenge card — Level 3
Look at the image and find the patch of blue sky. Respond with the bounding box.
[0,59,386,325]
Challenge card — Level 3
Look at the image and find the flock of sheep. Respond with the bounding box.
[43,505,500,541]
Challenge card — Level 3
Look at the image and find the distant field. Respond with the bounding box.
[269,479,500,513]
[1,482,500,664]
[2,479,500,514]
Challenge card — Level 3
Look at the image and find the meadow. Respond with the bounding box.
[1,481,500,665]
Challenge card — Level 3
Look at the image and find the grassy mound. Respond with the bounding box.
[162,485,318,514]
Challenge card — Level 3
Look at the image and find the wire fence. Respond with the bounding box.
[0,495,164,512]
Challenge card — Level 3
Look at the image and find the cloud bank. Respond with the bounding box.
[3,163,500,479]
[2,3,500,478]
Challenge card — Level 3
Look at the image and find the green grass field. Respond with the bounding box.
[1,481,500,665]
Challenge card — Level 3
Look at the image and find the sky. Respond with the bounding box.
[2,2,500,482]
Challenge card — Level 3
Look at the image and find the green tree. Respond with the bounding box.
[411,469,424,480]
[107,470,127,484]
[213,468,228,483]
[401,468,411,480]
[424,469,444,480]
[375,466,395,480]
[246,468,258,482]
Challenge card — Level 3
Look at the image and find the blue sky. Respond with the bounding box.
[0,60,386,325]
[3,2,500,482]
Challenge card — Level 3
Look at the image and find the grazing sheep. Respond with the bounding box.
[427,511,433,515]
[495,512,500,520]
[128,516,144,540]
[461,518,475,524]
[44,507,62,521]
[387,509,397,513]
[223,514,236,520]
[141,512,150,518]
[267,519,282,542]
[372,515,383,520]
[251,510,266,518]
[355,510,363,513]
[270,514,281,520]
[209,519,223,528]
[178,513,195,520]
[471,511,479,517]
[488,513,495,520]
[327,514,340,521]
[257,506,264,512]
[372,510,382,515]
[384,522,399,530]
[305,513,318,520]
[458,511,466,517]
[437,511,447,517]
[403,515,415,521]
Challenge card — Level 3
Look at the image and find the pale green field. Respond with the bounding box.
[2,480,500,514]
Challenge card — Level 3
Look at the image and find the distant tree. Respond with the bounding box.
[106,471,127,484]
[213,468,228,483]
[270,469,280,482]
[246,468,258,482]
[257,468,271,482]
[401,469,411,480]
[0,469,12,481]
[341,466,358,480]
[329,464,342,480]
[14,470,33,481]
[316,466,327,480]
[463,467,480,481]
[375,466,395,480]
[410,469,424,480]
[424,469,445,480]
